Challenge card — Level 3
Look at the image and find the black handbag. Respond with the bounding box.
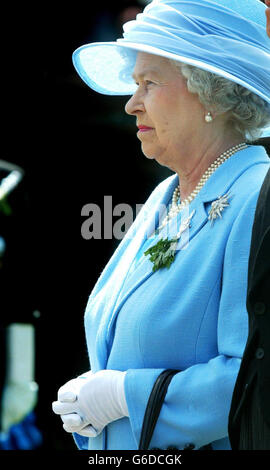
[138,369,212,451]
[138,369,180,450]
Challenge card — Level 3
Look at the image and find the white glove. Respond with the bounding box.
[52,370,128,437]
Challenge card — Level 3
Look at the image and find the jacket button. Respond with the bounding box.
[184,443,195,450]
[255,347,264,359]
[254,302,266,315]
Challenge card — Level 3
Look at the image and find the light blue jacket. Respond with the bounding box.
[74,145,269,450]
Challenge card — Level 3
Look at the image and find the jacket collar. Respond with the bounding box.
[199,145,268,203]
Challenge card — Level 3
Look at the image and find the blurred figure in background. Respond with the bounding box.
[0,161,42,449]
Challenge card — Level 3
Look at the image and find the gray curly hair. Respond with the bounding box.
[172,61,270,142]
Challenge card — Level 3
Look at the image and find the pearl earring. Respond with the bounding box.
[205,112,213,123]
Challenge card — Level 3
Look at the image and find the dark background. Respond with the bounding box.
[1,1,171,450]
[1,0,269,451]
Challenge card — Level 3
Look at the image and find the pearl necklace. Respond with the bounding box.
[159,142,248,230]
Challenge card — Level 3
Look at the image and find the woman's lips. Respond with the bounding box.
[137,125,154,133]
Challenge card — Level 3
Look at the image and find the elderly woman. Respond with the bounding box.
[52,0,270,450]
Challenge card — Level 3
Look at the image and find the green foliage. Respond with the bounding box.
[144,237,178,271]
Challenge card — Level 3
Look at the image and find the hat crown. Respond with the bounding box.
[207,0,266,27]
[143,0,267,29]
[129,0,269,47]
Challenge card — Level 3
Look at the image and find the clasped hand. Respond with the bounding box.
[52,370,128,437]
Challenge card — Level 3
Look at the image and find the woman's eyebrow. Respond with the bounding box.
[132,68,161,81]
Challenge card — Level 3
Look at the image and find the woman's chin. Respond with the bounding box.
[141,148,173,170]
[143,152,156,160]
[141,142,163,161]
[141,146,156,160]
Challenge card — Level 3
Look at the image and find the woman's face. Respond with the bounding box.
[125,52,206,170]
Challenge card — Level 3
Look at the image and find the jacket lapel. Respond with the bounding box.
[105,187,209,352]
[92,174,178,369]
[112,197,208,301]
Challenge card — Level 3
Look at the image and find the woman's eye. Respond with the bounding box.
[133,80,156,88]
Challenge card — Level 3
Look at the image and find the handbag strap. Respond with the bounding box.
[138,369,180,450]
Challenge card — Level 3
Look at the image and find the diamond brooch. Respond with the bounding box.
[208,192,231,225]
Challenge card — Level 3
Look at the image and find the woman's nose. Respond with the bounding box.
[125,90,145,116]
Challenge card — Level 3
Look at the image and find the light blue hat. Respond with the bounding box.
[72,0,270,137]
[73,0,270,97]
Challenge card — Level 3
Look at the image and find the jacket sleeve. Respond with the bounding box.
[124,189,259,450]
